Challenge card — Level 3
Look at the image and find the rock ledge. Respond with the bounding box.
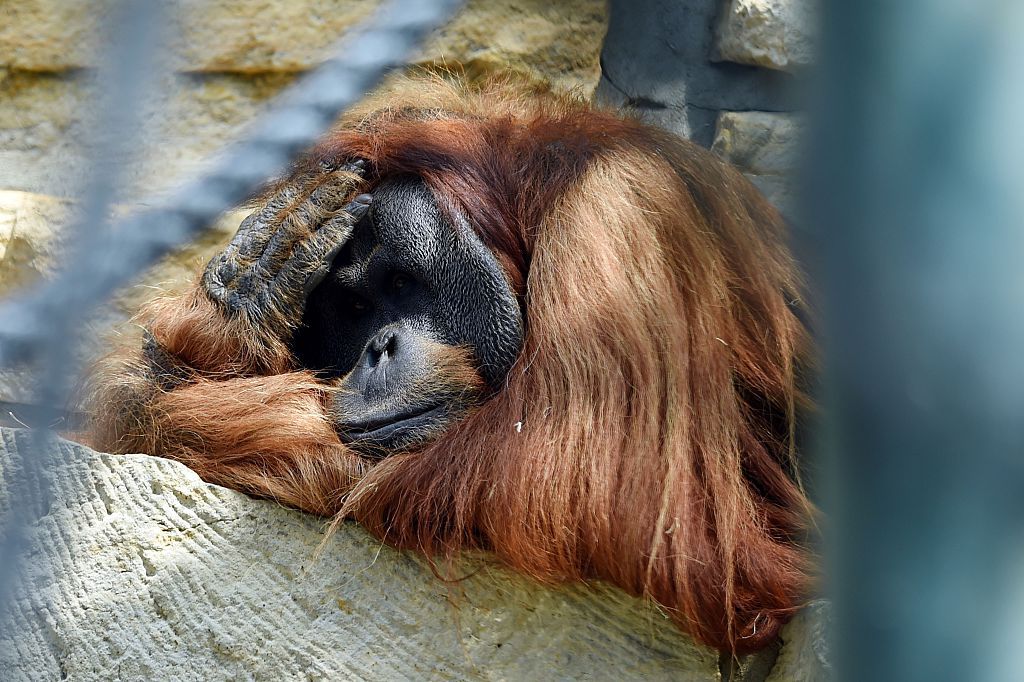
[0,428,828,680]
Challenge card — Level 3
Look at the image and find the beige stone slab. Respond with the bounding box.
[0,68,298,201]
[711,111,802,216]
[0,428,720,680]
[0,0,606,93]
[0,0,108,72]
[0,1,606,201]
[0,190,69,297]
[712,111,802,177]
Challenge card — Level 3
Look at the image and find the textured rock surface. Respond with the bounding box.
[0,68,300,200]
[0,1,106,71]
[0,1,606,200]
[0,0,606,86]
[765,601,832,682]
[595,0,796,148]
[0,428,722,680]
[712,111,801,216]
[711,111,800,177]
[0,191,69,297]
[0,192,245,405]
[714,0,815,72]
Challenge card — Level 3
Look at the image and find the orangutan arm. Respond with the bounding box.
[92,368,366,515]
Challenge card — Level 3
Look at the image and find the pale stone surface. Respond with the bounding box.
[714,0,814,72]
[0,69,298,200]
[0,191,70,406]
[0,191,244,404]
[0,70,91,199]
[0,1,606,202]
[0,191,69,297]
[711,111,801,177]
[712,111,802,216]
[420,0,607,94]
[0,428,721,680]
[0,0,372,73]
[765,601,832,682]
[172,0,378,73]
[0,1,605,88]
[0,1,107,72]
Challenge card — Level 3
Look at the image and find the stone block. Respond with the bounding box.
[714,0,815,72]
[712,111,802,216]
[712,110,801,176]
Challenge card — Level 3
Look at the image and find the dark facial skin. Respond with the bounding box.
[292,176,524,455]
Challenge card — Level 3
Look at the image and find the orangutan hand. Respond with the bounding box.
[202,160,371,342]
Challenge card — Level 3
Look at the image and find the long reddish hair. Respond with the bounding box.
[316,77,815,651]
[89,75,815,652]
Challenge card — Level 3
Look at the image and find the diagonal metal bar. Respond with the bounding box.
[0,0,463,630]
[0,0,464,369]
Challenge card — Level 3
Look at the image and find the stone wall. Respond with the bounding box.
[0,3,826,679]
[0,0,608,200]
[596,0,811,216]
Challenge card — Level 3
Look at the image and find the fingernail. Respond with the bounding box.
[353,193,373,205]
[346,200,370,218]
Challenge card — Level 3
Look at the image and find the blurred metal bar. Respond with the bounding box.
[808,1,1024,680]
[0,0,169,618]
[0,0,464,369]
[0,0,463,626]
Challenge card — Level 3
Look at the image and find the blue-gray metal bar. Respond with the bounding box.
[808,2,1024,680]
[0,0,463,626]
[0,0,463,368]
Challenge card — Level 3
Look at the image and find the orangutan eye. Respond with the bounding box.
[390,273,410,293]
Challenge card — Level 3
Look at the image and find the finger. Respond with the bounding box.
[212,212,259,277]
[302,178,358,221]
[253,201,322,277]
[230,183,307,262]
[277,198,371,298]
[203,162,369,309]
[270,194,371,275]
[327,195,372,239]
[298,218,361,296]
[202,269,230,304]
[253,165,370,273]
[236,157,367,260]
[318,157,367,175]
[229,157,366,253]
[304,160,370,217]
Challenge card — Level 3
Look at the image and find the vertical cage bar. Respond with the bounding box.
[808,2,1024,680]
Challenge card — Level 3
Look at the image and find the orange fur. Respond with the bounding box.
[88,75,815,653]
